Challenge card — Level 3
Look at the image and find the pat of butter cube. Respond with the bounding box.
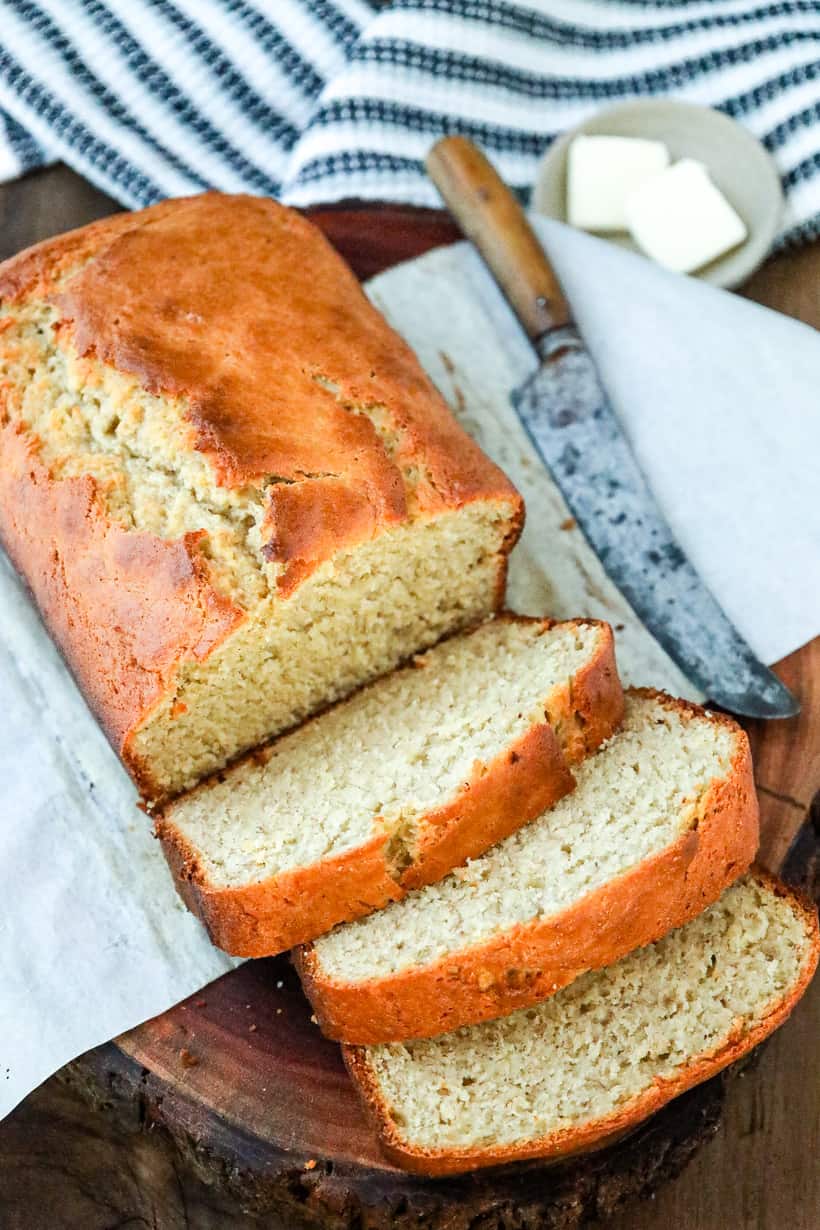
[567,135,670,231]
[625,159,748,273]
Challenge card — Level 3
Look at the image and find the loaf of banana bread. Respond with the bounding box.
[0,193,522,802]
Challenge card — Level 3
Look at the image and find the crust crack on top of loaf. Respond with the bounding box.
[0,195,522,799]
[0,301,276,606]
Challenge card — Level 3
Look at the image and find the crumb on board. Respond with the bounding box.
[560,517,576,531]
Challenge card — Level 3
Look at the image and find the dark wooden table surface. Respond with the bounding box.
[0,164,818,1230]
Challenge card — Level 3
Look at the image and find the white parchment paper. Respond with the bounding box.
[1,219,818,1119]
[369,218,820,670]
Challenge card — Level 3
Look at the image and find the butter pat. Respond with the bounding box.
[626,159,748,273]
[567,135,670,231]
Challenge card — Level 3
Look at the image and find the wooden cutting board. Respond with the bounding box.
[0,176,816,1227]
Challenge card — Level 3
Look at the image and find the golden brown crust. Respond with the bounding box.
[156,616,623,958]
[297,690,758,1044]
[343,870,820,1176]
[0,416,242,798]
[157,820,406,957]
[50,192,518,527]
[0,204,181,303]
[0,195,522,800]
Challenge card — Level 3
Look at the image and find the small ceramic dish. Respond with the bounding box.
[533,99,784,289]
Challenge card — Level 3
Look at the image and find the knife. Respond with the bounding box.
[426,136,798,720]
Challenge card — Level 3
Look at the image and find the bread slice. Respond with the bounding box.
[345,872,819,1176]
[156,616,623,956]
[298,691,759,1042]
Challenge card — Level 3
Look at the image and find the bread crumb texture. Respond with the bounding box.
[0,196,520,798]
[315,692,736,979]
[361,876,812,1152]
[164,619,604,886]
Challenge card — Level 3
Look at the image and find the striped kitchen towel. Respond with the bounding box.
[0,0,818,245]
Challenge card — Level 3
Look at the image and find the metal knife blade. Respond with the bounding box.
[426,135,799,719]
[513,326,798,718]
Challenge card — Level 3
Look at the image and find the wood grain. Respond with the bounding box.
[748,638,820,870]
[0,164,817,1230]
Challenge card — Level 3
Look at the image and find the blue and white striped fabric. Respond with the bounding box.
[0,0,818,245]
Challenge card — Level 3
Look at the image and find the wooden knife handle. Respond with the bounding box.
[426,136,572,341]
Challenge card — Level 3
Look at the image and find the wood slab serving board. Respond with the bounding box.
[0,179,815,1227]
